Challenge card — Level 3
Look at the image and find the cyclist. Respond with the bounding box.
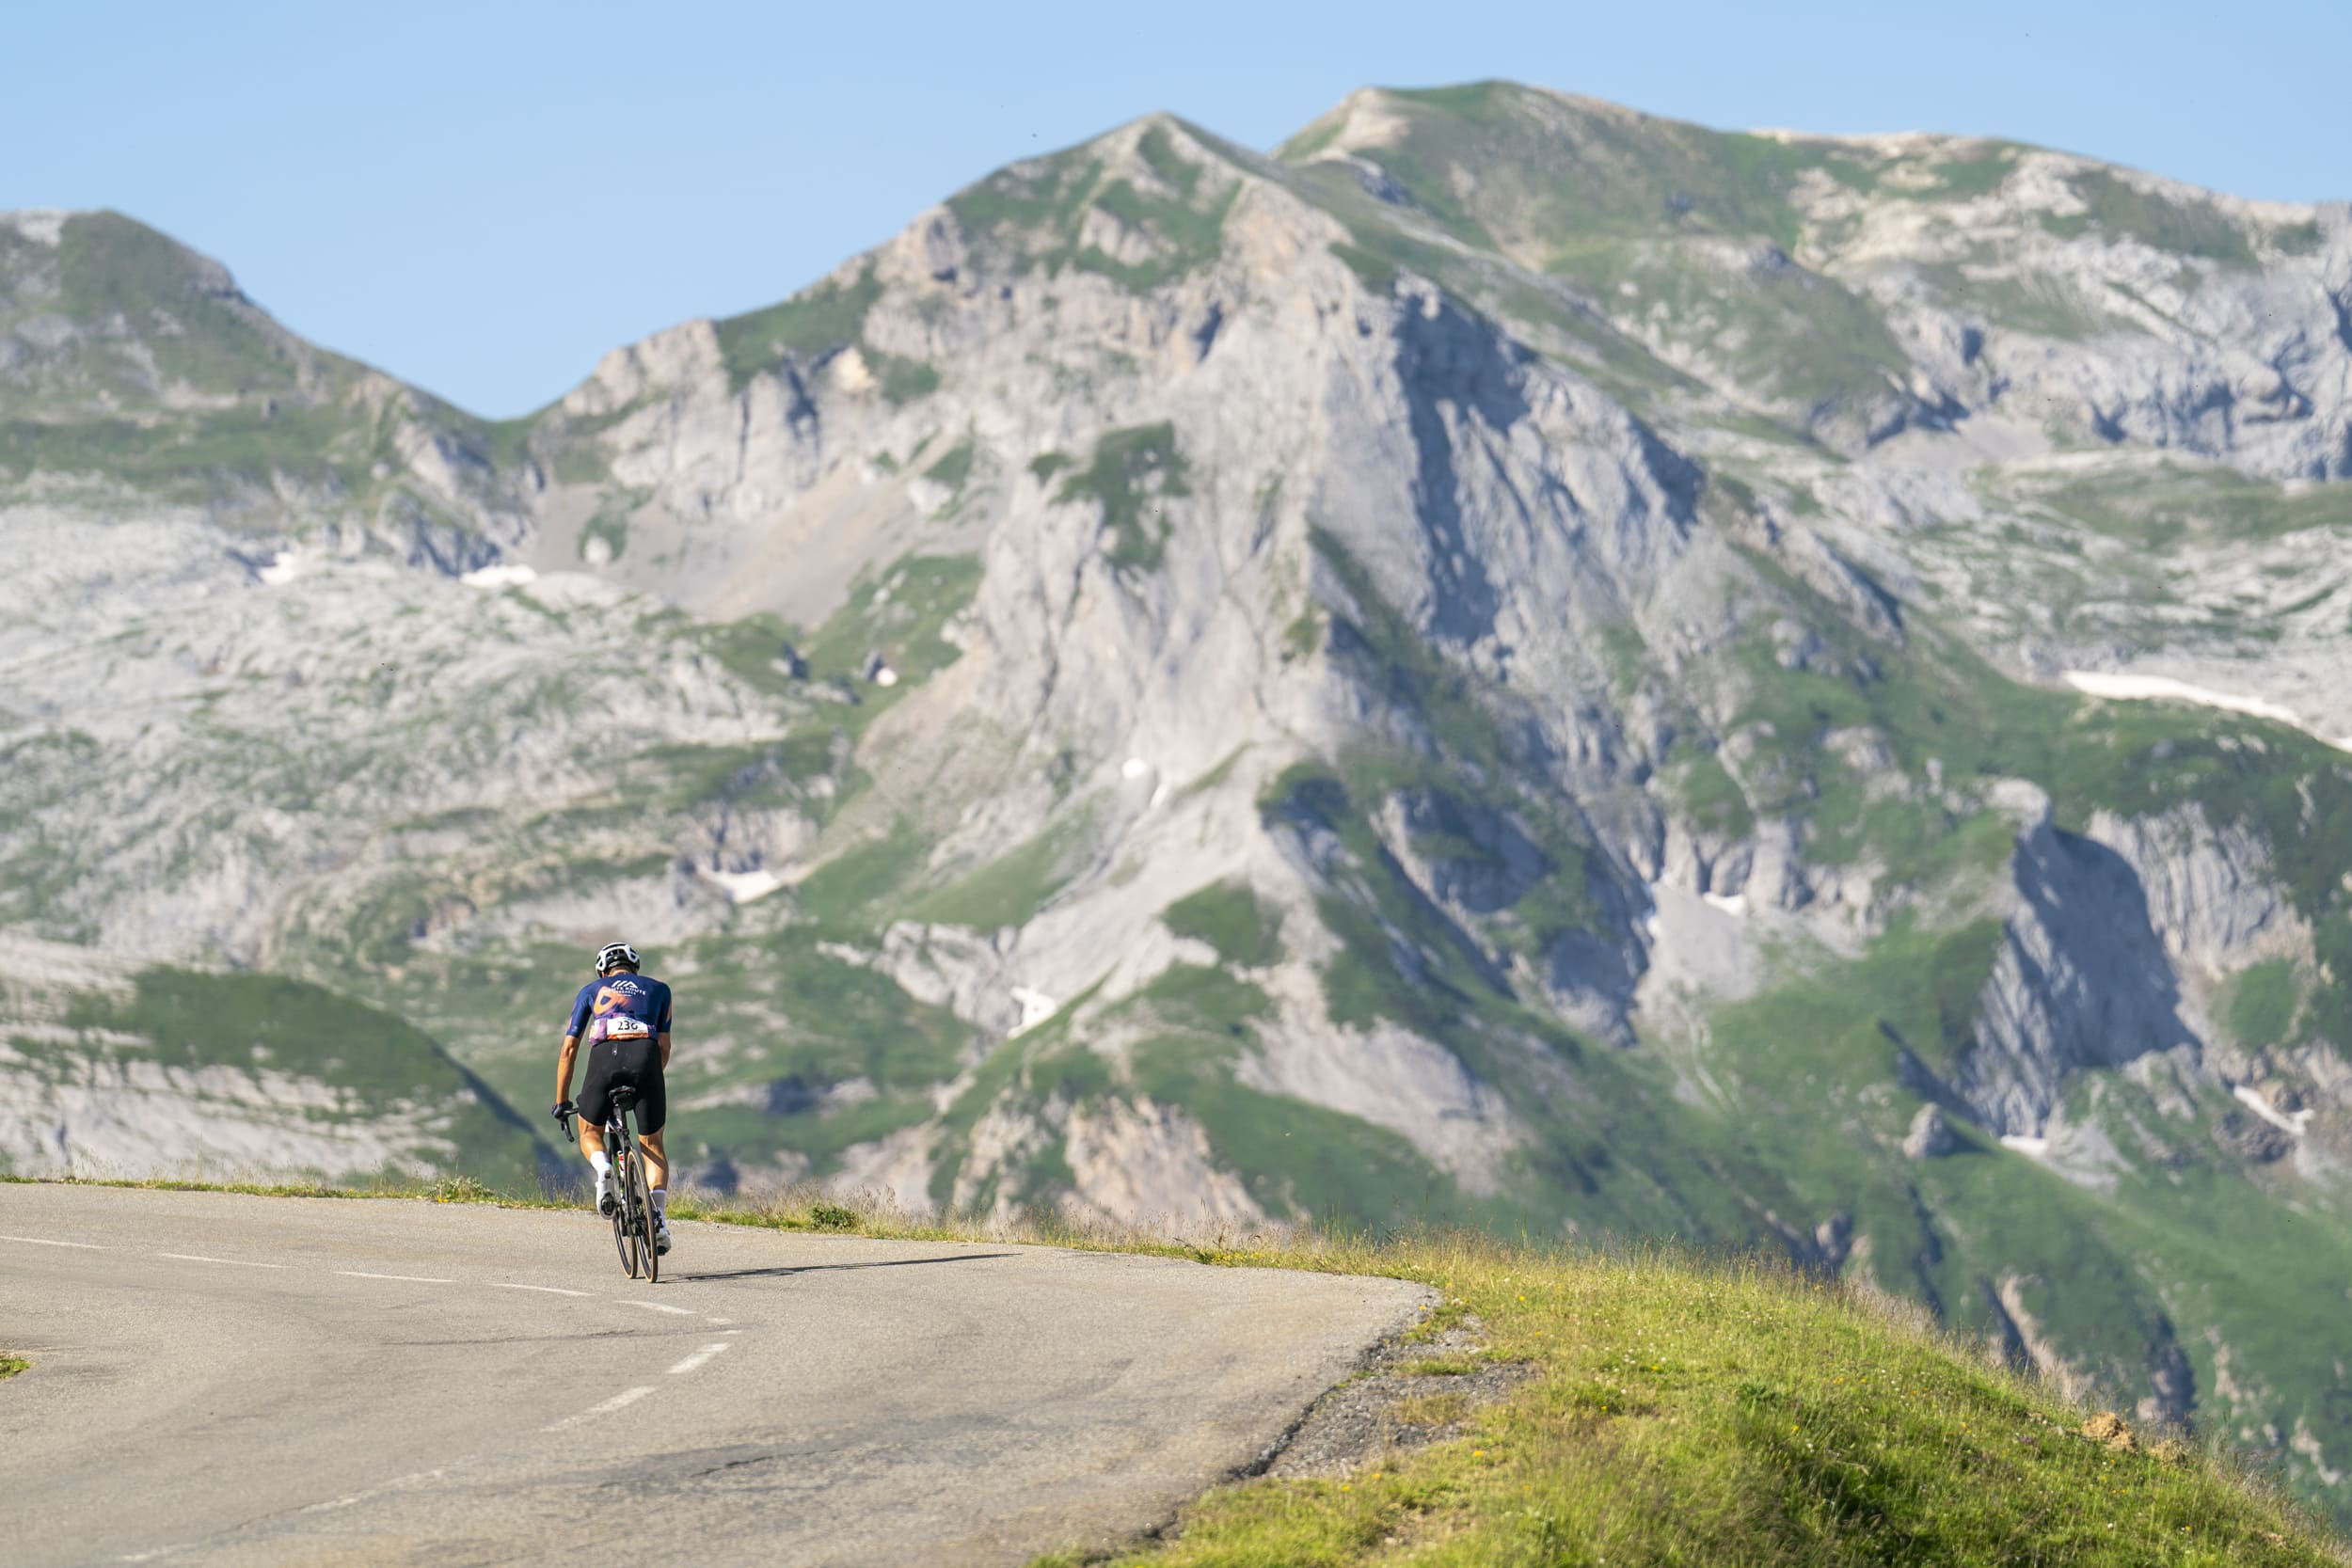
[552,941,675,1255]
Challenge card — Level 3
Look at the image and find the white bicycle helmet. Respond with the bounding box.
[595,941,641,974]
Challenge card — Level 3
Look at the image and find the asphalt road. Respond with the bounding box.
[0,1184,1429,1568]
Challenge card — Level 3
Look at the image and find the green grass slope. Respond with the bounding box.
[1275,83,1915,421]
[8,966,550,1190]
[1060,1230,2340,1568]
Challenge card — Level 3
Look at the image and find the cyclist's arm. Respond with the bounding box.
[555,987,595,1107]
[657,1032,672,1069]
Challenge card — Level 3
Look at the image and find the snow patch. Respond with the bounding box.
[257,551,302,587]
[705,868,783,905]
[515,571,628,610]
[2233,1084,2312,1137]
[1121,756,1152,780]
[461,563,538,590]
[1999,1134,2051,1157]
[1009,987,1058,1036]
[1701,891,1749,917]
[872,666,899,688]
[2062,672,2350,752]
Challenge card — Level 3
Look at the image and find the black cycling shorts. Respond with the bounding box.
[578,1037,666,1136]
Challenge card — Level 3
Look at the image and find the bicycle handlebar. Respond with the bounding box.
[552,1100,634,1141]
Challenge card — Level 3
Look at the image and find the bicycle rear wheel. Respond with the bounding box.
[612,1137,641,1279]
[628,1116,659,1284]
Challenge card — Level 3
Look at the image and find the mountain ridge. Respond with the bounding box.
[15,80,2338,423]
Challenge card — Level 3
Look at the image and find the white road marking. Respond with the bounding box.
[491,1282,593,1297]
[121,1459,457,1560]
[335,1271,454,1284]
[540,1386,655,1432]
[614,1299,696,1317]
[302,1466,448,1514]
[3,1234,103,1249]
[666,1343,730,1375]
[159,1253,285,1270]
[706,1316,734,1325]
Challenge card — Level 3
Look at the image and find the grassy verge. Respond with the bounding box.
[0,1354,25,1380]
[8,1176,2341,1564]
[1034,1236,2336,1567]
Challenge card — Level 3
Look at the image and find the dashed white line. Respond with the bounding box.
[491,1282,593,1297]
[706,1316,734,1325]
[614,1299,696,1317]
[541,1386,655,1432]
[666,1343,730,1376]
[302,1465,448,1514]
[159,1253,286,1270]
[335,1271,454,1284]
[3,1234,103,1249]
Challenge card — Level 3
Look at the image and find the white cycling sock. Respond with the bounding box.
[649,1188,666,1214]
[589,1151,612,1178]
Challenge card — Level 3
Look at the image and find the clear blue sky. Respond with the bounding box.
[12,1,2345,418]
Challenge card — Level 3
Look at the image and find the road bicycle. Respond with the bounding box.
[560,1086,660,1283]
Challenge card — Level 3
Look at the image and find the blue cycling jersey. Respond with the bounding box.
[566,972,674,1040]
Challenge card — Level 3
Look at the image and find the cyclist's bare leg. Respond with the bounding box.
[641,1130,668,1193]
[577,1121,607,1163]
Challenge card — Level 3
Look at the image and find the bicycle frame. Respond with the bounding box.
[564,1091,659,1283]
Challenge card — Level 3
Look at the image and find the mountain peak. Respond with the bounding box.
[0,208,519,536]
[0,207,310,419]
[932,108,1262,293]
[5,209,253,319]
[1279,80,1675,163]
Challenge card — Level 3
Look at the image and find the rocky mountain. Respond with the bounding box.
[0,937,546,1189]
[8,82,2352,1513]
